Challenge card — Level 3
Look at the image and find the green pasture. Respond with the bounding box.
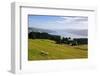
[28,39,88,60]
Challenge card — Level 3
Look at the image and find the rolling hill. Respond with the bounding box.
[28,39,88,60]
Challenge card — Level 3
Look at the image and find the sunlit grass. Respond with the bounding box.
[28,39,88,60]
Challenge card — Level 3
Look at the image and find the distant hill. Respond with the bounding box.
[55,29,88,36]
[28,27,88,38]
[28,27,55,33]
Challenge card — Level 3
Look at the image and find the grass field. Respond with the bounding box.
[28,39,88,61]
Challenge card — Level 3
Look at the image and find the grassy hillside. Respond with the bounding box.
[28,39,88,60]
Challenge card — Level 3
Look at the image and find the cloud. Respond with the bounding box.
[56,16,88,24]
[54,16,88,29]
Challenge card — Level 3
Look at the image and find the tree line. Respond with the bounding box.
[28,31,88,46]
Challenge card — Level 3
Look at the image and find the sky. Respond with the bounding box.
[28,15,88,30]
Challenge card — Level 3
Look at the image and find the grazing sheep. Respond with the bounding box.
[40,51,48,56]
